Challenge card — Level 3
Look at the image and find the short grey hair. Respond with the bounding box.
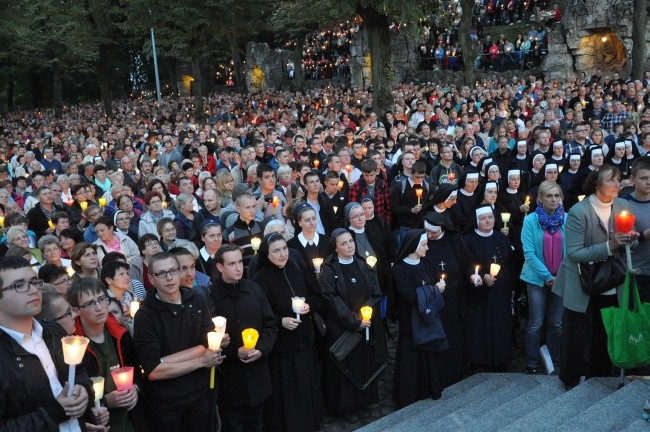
[175,193,194,209]
[38,234,61,252]
[169,239,199,259]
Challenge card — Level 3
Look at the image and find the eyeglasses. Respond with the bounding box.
[151,268,180,279]
[78,296,110,309]
[0,279,44,293]
[52,277,73,287]
[48,308,73,322]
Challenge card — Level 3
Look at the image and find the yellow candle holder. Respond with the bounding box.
[242,328,259,349]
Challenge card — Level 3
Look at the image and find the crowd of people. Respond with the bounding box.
[1,68,650,431]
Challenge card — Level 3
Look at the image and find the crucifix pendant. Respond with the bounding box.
[439,260,446,271]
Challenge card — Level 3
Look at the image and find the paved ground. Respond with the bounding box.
[321,314,529,432]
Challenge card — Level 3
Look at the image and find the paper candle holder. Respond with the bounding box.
[91,376,104,408]
[312,258,324,273]
[111,366,134,391]
[129,301,140,318]
[212,316,227,335]
[242,328,259,349]
[291,296,306,320]
[490,263,501,277]
[62,336,90,365]
[615,211,635,233]
[366,256,377,268]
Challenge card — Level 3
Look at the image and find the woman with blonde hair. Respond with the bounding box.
[215,170,236,208]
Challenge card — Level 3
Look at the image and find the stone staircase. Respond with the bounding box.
[356,373,649,432]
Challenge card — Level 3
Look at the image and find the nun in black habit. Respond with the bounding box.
[392,229,448,408]
[462,205,514,371]
[319,228,388,414]
[422,211,475,387]
[451,171,481,230]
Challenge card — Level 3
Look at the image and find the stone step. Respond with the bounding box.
[423,374,543,431]
[501,377,620,432]
[355,373,489,432]
[379,374,512,432]
[619,418,650,431]
[473,375,566,431]
[560,379,650,431]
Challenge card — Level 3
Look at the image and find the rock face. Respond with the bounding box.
[543,0,650,78]
[349,28,420,90]
[245,43,292,91]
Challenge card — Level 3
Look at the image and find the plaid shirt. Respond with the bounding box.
[348,177,392,225]
[601,111,630,133]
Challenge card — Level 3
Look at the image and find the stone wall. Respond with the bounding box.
[245,43,292,91]
[543,0,650,78]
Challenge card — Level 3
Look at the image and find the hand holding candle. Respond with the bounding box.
[62,336,90,396]
[473,265,480,286]
[291,296,306,320]
[415,187,423,205]
[360,306,373,341]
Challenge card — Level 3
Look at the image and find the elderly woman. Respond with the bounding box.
[138,191,175,238]
[156,217,177,252]
[113,210,138,244]
[38,234,72,268]
[319,228,387,414]
[6,226,43,265]
[552,166,634,389]
[174,193,198,241]
[70,242,101,279]
[252,233,323,432]
[520,181,567,374]
[93,216,139,264]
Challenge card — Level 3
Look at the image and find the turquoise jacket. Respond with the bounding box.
[520,212,567,287]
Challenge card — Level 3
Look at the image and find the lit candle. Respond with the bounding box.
[312,258,324,274]
[490,263,501,277]
[212,316,227,335]
[0,216,4,227]
[242,328,259,349]
[250,237,261,254]
[314,159,320,169]
[366,256,377,268]
[80,201,88,211]
[578,195,586,202]
[271,195,280,216]
[360,306,373,341]
[362,147,368,156]
[344,164,352,180]
[291,296,306,320]
[161,200,168,209]
[615,211,635,233]
[91,376,104,409]
[524,196,531,206]
[66,267,75,277]
[415,187,423,205]
[207,331,223,389]
[110,366,134,391]
[98,197,107,208]
[61,336,90,396]
[501,213,511,227]
[337,180,344,190]
[48,220,55,230]
[474,265,480,286]
[448,172,456,181]
[333,205,338,214]
[129,301,139,318]
[67,197,73,207]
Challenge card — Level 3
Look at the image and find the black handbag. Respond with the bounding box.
[328,331,387,390]
[578,257,626,295]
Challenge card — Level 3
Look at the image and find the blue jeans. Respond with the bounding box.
[525,283,563,368]
[393,226,412,253]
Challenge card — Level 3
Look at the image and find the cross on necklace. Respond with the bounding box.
[439,261,446,271]
[492,255,498,264]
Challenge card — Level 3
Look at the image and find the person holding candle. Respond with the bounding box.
[93,216,139,264]
[210,244,278,432]
[520,181,567,374]
[348,159,392,226]
[133,251,224,432]
[566,145,605,210]
[422,211,475,387]
[302,170,337,236]
[26,185,67,240]
[462,205,514,372]
[68,277,147,432]
[252,233,324,432]
[221,192,263,276]
[392,229,449,407]
[552,166,636,389]
[287,203,330,274]
[0,256,93,431]
[319,228,387,414]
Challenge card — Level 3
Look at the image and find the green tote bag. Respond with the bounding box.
[601,271,650,369]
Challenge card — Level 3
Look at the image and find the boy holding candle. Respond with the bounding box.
[621,157,650,301]
[133,252,224,432]
[210,244,278,432]
[68,277,145,432]
[0,256,92,430]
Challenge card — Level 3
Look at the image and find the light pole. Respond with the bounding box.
[150,26,162,102]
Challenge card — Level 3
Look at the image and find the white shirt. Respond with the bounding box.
[0,320,81,432]
[298,232,319,247]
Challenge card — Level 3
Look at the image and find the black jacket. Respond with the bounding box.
[210,278,278,407]
[133,287,213,405]
[26,203,66,240]
[0,320,93,431]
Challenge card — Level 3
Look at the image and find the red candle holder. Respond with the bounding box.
[615,211,635,233]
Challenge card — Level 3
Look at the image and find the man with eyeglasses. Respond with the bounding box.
[565,122,593,157]
[0,256,92,430]
[133,251,225,432]
[38,263,73,296]
[68,277,144,431]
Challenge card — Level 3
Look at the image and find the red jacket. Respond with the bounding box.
[348,177,392,225]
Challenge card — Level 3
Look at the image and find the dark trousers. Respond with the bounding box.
[146,392,211,432]
[219,403,264,432]
[559,295,618,387]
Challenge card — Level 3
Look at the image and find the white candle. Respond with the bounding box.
[312,258,324,273]
[91,376,104,409]
[61,336,90,396]
[291,297,306,320]
[501,213,511,227]
[129,301,139,318]
[250,238,261,254]
[474,265,479,285]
